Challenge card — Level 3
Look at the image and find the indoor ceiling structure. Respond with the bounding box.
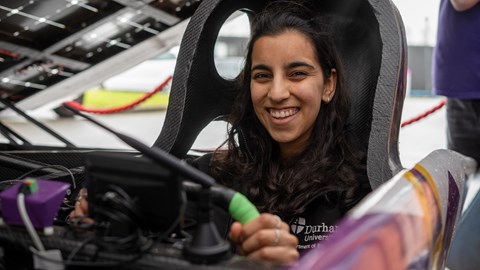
[0,0,199,111]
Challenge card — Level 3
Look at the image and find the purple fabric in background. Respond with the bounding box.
[432,0,480,98]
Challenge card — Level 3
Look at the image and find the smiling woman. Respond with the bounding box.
[186,0,371,263]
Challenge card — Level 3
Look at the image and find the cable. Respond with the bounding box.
[64,76,172,114]
[17,193,45,252]
[89,190,152,252]
[183,182,260,225]
[15,164,77,190]
[65,235,95,265]
[60,214,156,266]
[0,180,23,190]
[66,215,95,232]
[62,103,216,188]
[62,180,188,262]
[104,186,144,223]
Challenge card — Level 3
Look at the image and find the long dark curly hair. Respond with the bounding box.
[211,1,368,220]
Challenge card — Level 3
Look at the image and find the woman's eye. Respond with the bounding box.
[290,71,307,78]
[252,73,271,80]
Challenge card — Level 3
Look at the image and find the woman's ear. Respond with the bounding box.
[322,68,337,103]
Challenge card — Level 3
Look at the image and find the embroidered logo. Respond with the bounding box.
[290,217,306,234]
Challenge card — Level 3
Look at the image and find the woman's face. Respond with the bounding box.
[250,30,337,159]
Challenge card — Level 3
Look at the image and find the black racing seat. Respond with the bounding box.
[153,0,408,189]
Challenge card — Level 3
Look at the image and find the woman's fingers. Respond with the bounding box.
[229,212,299,263]
[246,245,300,265]
[229,222,243,244]
[240,213,288,239]
[241,227,298,254]
[68,188,93,223]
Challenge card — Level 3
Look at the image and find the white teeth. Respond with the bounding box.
[270,108,298,119]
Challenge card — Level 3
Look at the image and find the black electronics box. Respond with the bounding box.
[85,151,182,237]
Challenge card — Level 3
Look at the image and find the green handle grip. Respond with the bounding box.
[228,192,260,225]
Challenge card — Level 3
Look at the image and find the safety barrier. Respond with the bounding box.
[64,76,172,114]
[401,99,446,128]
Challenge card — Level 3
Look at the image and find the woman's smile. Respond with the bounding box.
[268,107,299,120]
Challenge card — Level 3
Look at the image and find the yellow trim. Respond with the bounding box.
[413,164,444,269]
[404,171,433,243]
[405,165,444,269]
[82,89,169,109]
[414,164,442,220]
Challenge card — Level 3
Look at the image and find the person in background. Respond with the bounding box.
[432,0,480,165]
[432,1,480,270]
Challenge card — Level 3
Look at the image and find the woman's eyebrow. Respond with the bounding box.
[286,61,315,70]
[251,64,270,72]
[252,62,315,72]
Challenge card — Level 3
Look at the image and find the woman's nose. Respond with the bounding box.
[268,78,290,101]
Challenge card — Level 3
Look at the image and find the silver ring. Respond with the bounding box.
[272,228,281,246]
[273,215,281,229]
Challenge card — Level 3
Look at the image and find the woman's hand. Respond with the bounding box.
[68,188,93,224]
[229,213,299,265]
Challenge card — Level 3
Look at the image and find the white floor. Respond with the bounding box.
[398,96,447,169]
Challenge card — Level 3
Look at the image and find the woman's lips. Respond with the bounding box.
[269,108,299,119]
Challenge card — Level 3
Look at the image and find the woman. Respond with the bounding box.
[191,0,370,264]
[71,1,370,265]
